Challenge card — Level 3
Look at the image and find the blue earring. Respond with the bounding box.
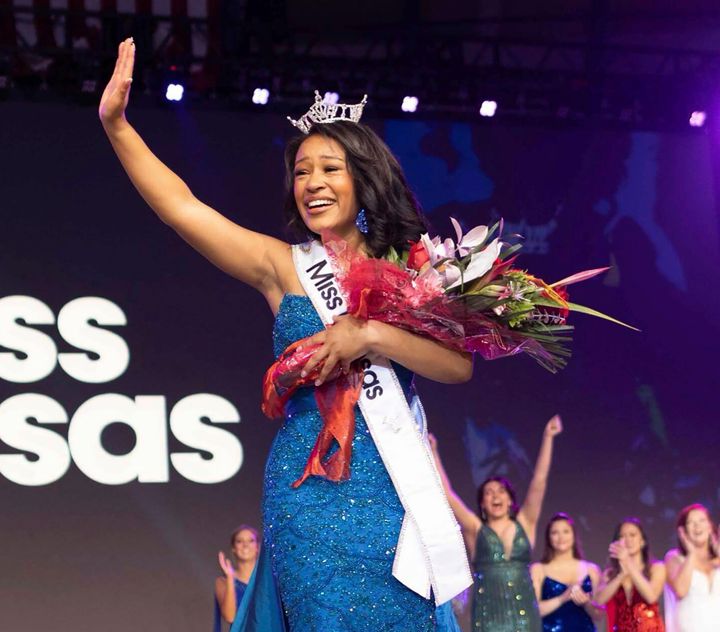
[355,208,369,234]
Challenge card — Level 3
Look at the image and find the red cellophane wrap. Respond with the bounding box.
[324,235,556,367]
[262,338,362,488]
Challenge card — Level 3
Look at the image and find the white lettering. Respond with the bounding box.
[0,394,70,485]
[170,394,242,484]
[57,297,129,383]
[0,296,57,383]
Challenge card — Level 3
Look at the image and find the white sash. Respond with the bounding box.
[292,240,472,605]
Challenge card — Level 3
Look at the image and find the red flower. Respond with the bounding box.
[407,241,430,271]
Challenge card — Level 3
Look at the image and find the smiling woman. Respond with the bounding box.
[99,38,472,632]
[430,415,563,632]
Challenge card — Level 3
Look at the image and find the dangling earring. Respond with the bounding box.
[355,208,369,234]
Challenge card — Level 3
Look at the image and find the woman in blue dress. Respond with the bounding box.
[530,513,604,631]
[100,39,473,631]
[214,525,259,631]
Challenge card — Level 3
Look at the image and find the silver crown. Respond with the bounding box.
[288,91,368,134]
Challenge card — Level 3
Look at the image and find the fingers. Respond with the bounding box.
[301,345,327,378]
[314,353,338,386]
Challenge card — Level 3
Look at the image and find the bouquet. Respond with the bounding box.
[326,217,636,373]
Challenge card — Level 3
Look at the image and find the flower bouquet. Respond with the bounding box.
[326,218,636,373]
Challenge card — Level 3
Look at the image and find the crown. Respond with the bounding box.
[287,91,368,134]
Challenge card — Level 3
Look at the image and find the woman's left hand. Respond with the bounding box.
[300,315,372,385]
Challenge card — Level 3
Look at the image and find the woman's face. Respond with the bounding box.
[481,481,512,520]
[619,522,645,555]
[232,529,259,562]
[549,519,575,555]
[685,509,712,546]
[293,134,359,239]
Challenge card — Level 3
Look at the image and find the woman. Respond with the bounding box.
[214,526,260,631]
[100,40,472,631]
[530,512,604,631]
[430,414,563,631]
[595,518,665,632]
[664,504,720,632]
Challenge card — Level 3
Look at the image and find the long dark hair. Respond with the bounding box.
[476,476,519,521]
[607,517,652,580]
[676,503,716,557]
[283,121,428,258]
[540,512,584,563]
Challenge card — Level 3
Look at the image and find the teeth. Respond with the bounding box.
[308,199,335,208]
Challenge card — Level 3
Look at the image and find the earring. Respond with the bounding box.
[355,208,369,234]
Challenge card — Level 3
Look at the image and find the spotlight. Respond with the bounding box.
[689,111,706,127]
[479,100,497,117]
[165,83,184,102]
[323,91,339,104]
[81,79,97,93]
[401,96,419,113]
[252,88,270,105]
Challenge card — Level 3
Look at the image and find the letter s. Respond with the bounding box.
[169,394,242,484]
[57,297,130,383]
[0,296,57,383]
[0,394,70,485]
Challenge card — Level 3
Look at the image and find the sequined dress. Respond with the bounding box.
[540,575,595,632]
[254,294,436,631]
[606,586,664,632]
[472,521,541,631]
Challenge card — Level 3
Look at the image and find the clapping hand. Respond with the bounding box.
[217,551,235,578]
[609,539,632,574]
[569,584,590,606]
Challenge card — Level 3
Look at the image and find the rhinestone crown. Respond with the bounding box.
[288,91,368,134]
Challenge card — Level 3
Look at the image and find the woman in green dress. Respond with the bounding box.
[430,415,563,631]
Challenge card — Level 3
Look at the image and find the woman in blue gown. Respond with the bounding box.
[100,40,473,631]
[214,526,259,631]
[530,513,604,631]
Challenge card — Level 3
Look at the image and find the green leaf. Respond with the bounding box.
[566,301,640,331]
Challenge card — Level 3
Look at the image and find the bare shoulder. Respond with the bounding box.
[586,561,602,579]
[530,562,546,579]
[650,560,667,576]
[664,548,682,564]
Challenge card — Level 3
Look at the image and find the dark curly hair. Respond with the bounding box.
[476,476,519,521]
[282,121,428,258]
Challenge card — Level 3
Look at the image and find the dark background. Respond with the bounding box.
[1,91,718,631]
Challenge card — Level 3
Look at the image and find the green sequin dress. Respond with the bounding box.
[472,521,541,631]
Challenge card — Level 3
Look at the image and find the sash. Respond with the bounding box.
[292,240,472,605]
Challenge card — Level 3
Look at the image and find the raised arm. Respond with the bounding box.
[428,434,481,548]
[99,39,289,305]
[215,552,238,623]
[517,415,562,546]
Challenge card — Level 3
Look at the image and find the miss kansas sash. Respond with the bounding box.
[292,240,472,605]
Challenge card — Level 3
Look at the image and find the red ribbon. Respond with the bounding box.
[262,337,362,487]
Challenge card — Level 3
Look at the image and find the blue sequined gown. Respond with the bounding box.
[541,575,596,632]
[472,521,541,631]
[254,294,436,631]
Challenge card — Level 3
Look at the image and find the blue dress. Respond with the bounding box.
[540,575,595,632]
[214,578,247,631]
[233,295,436,631]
